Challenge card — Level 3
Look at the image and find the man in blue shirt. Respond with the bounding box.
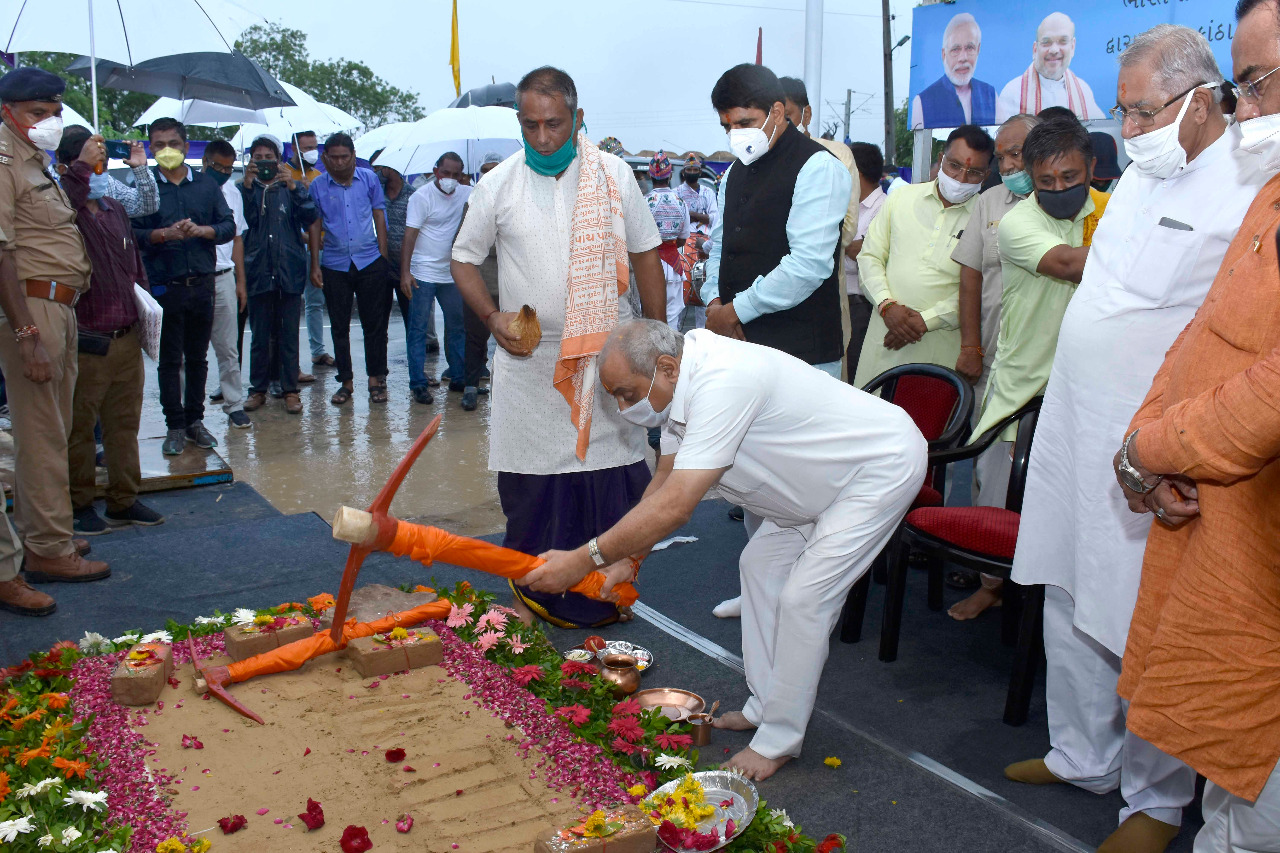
[307,132,391,405]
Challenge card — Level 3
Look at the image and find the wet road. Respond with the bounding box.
[138,303,507,536]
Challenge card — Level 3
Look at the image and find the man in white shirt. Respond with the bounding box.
[644,152,691,329]
[402,151,472,404]
[524,320,926,781]
[845,142,887,380]
[676,154,719,330]
[997,13,1104,123]
[201,140,249,429]
[1006,25,1269,853]
[451,66,666,629]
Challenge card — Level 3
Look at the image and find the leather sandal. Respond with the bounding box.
[330,386,353,406]
[369,382,388,404]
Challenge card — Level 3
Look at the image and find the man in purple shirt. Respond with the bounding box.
[306,132,391,405]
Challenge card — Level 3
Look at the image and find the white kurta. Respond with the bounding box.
[995,71,1104,123]
[452,149,661,475]
[1010,125,1270,655]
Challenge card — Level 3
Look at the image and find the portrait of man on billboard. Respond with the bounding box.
[911,13,997,129]
[996,12,1104,122]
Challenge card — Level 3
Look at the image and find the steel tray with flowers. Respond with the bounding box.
[642,770,758,851]
[563,639,654,672]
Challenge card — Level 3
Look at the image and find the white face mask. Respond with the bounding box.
[618,365,672,428]
[301,148,320,166]
[437,177,458,194]
[27,115,64,150]
[728,112,779,165]
[1122,84,1210,180]
[937,170,982,204]
[1239,112,1280,172]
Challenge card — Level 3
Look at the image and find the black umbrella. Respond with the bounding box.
[67,50,294,110]
[449,82,516,109]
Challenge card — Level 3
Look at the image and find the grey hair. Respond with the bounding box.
[516,66,578,114]
[1119,24,1225,102]
[601,320,683,375]
[1000,113,1040,134]
[943,13,981,47]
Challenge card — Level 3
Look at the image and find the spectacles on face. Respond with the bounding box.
[942,157,987,182]
[1230,66,1280,103]
[1110,82,1206,128]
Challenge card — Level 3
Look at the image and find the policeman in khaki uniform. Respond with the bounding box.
[0,68,111,617]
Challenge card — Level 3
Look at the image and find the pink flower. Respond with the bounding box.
[396,814,414,833]
[298,798,325,830]
[560,660,597,678]
[554,704,592,727]
[475,630,502,653]
[475,610,509,633]
[654,733,693,751]
[180,734,204,749]
[488,604,519,618]
[446,602,474,629]
[340,825,373,853]
[511,665,543,686]
[608,716,645,742]
[612,698,641,716]
[507,635,529,654]
[385,748,407,762]
[560,677,590,691]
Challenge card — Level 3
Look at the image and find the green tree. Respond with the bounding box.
[892,100,944,172]
[236,23,424,127]
[19,52,156,136]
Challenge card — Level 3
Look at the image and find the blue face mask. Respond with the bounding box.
[1001,170,1033,197]
[524,115,578,177]
[87,172,111,200]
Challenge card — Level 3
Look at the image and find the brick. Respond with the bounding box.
[223,615,315,662]
[346,628,443,678]
[110,642,173,706]
[533,806,656,853]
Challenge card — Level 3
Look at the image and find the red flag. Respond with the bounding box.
[755,27,763,64]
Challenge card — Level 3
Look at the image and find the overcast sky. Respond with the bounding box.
[274,0,917,155]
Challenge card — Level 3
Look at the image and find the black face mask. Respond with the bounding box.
[683,170,702,185]
[208,169,232,186]
[1037,182,1090,220]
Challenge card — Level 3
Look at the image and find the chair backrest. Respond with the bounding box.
[861,363,974,449]
[1005,396,1043,514]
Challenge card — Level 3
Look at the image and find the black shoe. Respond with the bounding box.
[73,506,111,536]
[185,421,217,449]
[477,385,490,396]
[461,387,478,411]
[210,391,224,403]
[105,501,165,527]
[448,381,466,393]
[162,429,185,456]
[412,386,433,405]
[228,410,251,429]
[728,505,745,522]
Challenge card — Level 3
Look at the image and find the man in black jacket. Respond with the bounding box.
[133,117,235,455]
[238,134,318,415]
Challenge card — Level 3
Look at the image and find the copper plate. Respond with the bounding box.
[633,687,705,721]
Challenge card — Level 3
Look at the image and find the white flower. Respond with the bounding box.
[231,608,257,625]
[769,808,794,829]
[112,632,140,645]
[654,754,692,770]
[63,789,109,812]
[194,615,227,626]
[79,631,110,653]
[37,833,54,848]
[0,816,36,842]
[61,827,82,845]
[139,630,172,644]
[16,776,61,798]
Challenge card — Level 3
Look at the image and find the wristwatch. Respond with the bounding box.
[587,537,607,567]
[1118,430,1162,495]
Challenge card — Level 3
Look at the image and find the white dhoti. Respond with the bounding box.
[1195,760,1280,853]
[661,258,684,329]
[1043,586,1196,826]
[738,457,923,758]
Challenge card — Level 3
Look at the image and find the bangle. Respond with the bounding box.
[961,345,984,356]
[13,325,39,342]
[878,300,899,318]
[483,308,499,324]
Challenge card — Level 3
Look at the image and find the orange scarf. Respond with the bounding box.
[554,133,630,461]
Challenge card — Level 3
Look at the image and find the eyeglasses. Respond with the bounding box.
[942,157,987,182]
[1109,82,1207,128]
[1230,66,1280,102]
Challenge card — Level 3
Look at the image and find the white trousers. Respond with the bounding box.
[211,270,245,413]
[1043,585,1196,827]
[739,457,923,759]
[1195,762,1280,853]
[661,259,684,330]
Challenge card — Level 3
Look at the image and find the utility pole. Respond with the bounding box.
[804,0,823,131]
[843,88,852,144]
[882,0,894,161]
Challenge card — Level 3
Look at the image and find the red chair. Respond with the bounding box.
[839,364,974,644]
[879,396,1044,726]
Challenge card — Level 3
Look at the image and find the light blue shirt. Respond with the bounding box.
[310,166,386,272]
[700,151,852,325]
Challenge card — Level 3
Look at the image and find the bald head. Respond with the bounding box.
[1034,12,1077,80]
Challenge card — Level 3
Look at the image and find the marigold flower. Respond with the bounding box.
[307,593,336,611]
[627,783,648,797]
[189,839,212,853]
[0,770,9,800]
[51,757,90,779]
[42,719,72,741]
[38,692,68,710]
[155,838,186,853]
[17,738,52,766]
[823,756,842,769]
[389,627,409,641]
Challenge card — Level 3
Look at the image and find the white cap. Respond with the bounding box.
[249,133,283,157]
[482,151,504,165]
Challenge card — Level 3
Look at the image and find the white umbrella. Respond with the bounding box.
[134,81,362,150]
[61,103,94,129]
[1,0,264,129]
[372,106,521,175]
[354,123,412,162]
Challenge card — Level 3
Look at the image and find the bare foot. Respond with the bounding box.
[722,747,791,781]
[712,711,757,731]
[617,605,634,623]
[947,585,1002,621]
[511,594,536,627]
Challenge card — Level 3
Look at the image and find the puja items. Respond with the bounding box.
[110,642,173,706]
[346,626,443,678]
[533,804,656,853]
[507,304,542,353]
[642,771,758,852]
[598,654,642,699]
[633,688,705,722]
[223,610,315,662]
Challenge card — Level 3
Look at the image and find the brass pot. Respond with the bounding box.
[599,653,642,698]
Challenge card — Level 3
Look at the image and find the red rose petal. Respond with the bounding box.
[385,747,406,762]
[217,814,247,834]
[303,747,311,756]
[339,825,373,853]
[403,765,416,772]
[256,808,270,815]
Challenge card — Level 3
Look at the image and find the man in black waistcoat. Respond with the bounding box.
[700,63,852,379]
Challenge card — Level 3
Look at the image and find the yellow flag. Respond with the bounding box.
[450,0,461,97]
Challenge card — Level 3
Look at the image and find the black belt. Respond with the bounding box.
[81,324,133,340]
[167,273,215,287]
